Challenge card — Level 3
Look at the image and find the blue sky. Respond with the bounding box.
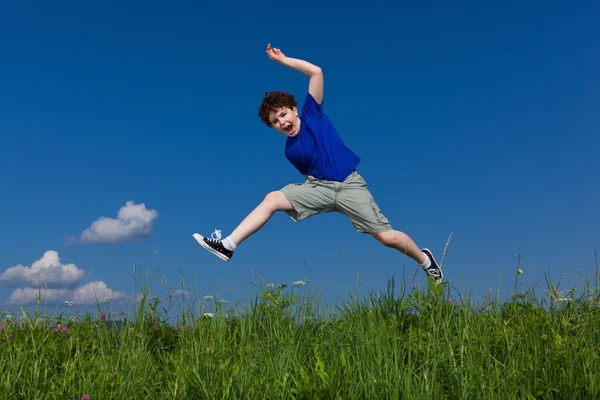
[1,1,598,316]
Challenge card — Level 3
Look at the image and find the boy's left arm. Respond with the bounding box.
[266,44,323,104]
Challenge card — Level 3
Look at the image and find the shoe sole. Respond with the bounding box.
[192,233,230,262]
[422,248,443,282]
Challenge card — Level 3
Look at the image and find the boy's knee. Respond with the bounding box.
[263,191,288,211]
[371,230,397,247]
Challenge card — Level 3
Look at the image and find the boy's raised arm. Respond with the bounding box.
[266,44,323,104]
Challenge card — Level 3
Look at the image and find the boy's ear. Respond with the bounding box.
[292,106,298,115]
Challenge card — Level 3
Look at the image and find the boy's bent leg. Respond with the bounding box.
[370,230,426,263]
[335,172,443,281]
[228,180,334,247]
[193,179,335,262]
[193,191,294,262]
[370,230,443,281]
[229,191,294,245]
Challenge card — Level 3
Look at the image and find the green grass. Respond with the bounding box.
[1,265,599,400]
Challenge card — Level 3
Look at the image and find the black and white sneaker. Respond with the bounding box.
[421,248,443,282]
[192,229,233,262]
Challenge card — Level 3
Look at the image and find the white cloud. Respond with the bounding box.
[2,252,128,306]
[0,251,84,287]
[76,201,158,243]
[72,281,127,304]
[8,287,70,304]
[8,281,126,305]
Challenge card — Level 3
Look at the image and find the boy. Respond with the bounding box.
[193,44,443,282]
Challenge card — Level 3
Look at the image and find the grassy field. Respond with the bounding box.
[1,264,599,400]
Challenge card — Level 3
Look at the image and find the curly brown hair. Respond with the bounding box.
[258,91,297,127]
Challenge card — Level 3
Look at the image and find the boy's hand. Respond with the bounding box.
[266,43,286,63]
[265,43,323,104]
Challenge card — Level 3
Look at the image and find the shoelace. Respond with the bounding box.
[421,262,440,276]
[208,229,222,242]
[426,265,441,278]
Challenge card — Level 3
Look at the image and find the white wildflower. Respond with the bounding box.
[292,280,307,287]
[203,313,215,318]
[65,301,74,307]
[203,295,214,301]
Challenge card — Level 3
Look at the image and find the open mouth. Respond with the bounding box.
[284,125,294,134]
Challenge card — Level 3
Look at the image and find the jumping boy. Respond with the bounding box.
[193,44,443,281]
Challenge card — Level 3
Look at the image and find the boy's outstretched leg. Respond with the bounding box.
[193,191,295,262]
[370,230,443,281]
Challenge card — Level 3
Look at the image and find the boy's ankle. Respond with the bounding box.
[222,236,237,251]
[420,252,431,268]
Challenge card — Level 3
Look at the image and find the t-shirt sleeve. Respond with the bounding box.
[301,92,323,117]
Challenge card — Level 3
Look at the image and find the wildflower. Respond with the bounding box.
[136,332,141,337]
[99,313,106,321]
[175,326,181,332]
[448,299,452,303]
[65,301,74,307]
[218,299,228,304]
[82,395,91,400]
[203,295,214,301]
[292,280,307,287]
[412,284,416,289]
[100,297,110,303]
[517,269,523,275]
[69,336,74,342]
[62,327,69,333]
[111,312,116,317]
[7,334,13,340]
[203,313,215,318]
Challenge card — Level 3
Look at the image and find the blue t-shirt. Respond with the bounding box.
[285,93,360,182]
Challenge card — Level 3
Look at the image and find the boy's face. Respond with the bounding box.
[269,106,300,137]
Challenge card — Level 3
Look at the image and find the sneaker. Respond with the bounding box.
[421,248,443,282]
[192,229,233,262]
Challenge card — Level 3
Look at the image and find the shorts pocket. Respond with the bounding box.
[368,200,389,224]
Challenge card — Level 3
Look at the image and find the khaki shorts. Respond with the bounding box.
[279,171,392,233]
